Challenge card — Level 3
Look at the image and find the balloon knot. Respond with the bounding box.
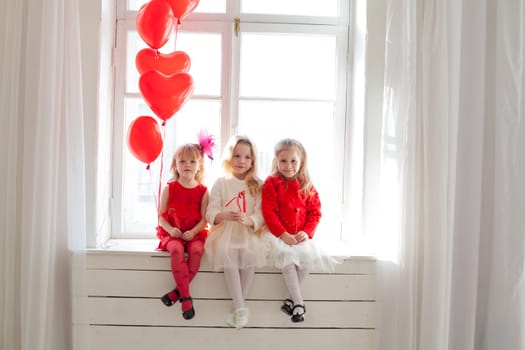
[146,164,150,170]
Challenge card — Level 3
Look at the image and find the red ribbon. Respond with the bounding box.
[225,190,246,213]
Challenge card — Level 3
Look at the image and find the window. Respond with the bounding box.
[111,0,354,245]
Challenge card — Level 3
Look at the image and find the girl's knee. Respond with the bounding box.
[188,243,204,257]
[166,241,185,258]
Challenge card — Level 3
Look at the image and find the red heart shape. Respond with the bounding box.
[165,0,200,20]
[127,116,164,164]
[139,71,194,121]
[136,0,174,49]
[135,48,191,76]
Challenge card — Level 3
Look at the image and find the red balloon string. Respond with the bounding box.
[173,21,180,51]
[146,164,159,224]
[156,124,167,224]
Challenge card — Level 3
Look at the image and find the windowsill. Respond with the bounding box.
[88,239,163,255]
[89,239,376,260]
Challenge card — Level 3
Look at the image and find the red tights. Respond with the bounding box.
[165,238,204,300]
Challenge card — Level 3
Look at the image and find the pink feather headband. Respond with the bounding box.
[197,130,216,160]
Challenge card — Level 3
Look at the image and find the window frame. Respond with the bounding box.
[110,0,354,243]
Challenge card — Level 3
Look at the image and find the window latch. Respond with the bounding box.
[234,17,240,37]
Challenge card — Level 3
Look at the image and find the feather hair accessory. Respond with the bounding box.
[197,130,216,160]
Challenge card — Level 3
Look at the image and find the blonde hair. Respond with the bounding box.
[222,135,261,197]
[271,138,312,194]
[170,143,205,184]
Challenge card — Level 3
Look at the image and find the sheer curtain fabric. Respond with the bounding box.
[0,0,87,350]
[374,1,525,349]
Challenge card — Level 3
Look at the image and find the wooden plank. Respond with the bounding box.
[87,252,376,274]
[87,269,375,300]
[89,326,375,350]
[88,298,375,328]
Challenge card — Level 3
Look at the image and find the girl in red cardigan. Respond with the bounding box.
[157,143,209,320]
[262,138,339,323]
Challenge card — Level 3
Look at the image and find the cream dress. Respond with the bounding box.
[204,176,268,270]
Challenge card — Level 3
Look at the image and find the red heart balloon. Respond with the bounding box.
[165,0,200,20]
[127,116,164,164]
[139,71,194,121]
[136,0,174,49]
[135,48,191,76]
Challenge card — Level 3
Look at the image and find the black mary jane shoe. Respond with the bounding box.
[291,304,306,323]
[180,297,195,320]
[280,298,294,316]
[160,288,180,307]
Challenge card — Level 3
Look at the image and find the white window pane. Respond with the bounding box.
[126,31,221,96]
[128,0,226,13]
[173,32,222,96]
[240,33,337,99]
[121,97,221,235]
[242,0,338,17]
[126,31,147,94]
[238,100,334,178]
[238,100,341,241]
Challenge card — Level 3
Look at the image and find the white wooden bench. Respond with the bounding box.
[81,240,376,350]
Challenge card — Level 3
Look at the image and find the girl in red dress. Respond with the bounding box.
[156,143,209,320]
[262,139,340,323]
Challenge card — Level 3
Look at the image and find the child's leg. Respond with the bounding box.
[296,265,310,286]
[224,250,245,310]
[187,239,204,282]
[282,263,303,306]
[166,239,194,318]
[239,251,256,299]
[165,239,190,296]
[282,263,307,322]
[240,266,255,300]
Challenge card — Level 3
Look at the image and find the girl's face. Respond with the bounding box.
[276,148,301,179]
[230,143,253,179]
[176,156,199,181]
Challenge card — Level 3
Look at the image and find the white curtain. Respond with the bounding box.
[0,0,87,349]
[374,0,525,349]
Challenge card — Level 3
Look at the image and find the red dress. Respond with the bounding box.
[156,181,208,251]
[261,175,321,238]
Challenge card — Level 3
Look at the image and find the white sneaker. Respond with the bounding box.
[234,308,249,329]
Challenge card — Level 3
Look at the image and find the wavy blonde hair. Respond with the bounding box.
[222,135,261,197]
[271,138,312,195]
[170,143,205,184]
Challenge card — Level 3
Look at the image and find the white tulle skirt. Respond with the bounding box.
[204,221,269,270]
[263,232,346,272]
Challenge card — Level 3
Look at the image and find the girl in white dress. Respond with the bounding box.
[204,135,268,328]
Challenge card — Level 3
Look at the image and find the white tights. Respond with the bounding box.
[224,249,255,310]
[282,263,309,306]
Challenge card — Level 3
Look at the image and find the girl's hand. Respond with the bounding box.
[279,232,297,245]
[181,230,195,241]
[220,210,241,222]
[170,227,182,238]
[237,212,253,227]
[295,231,309,243]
